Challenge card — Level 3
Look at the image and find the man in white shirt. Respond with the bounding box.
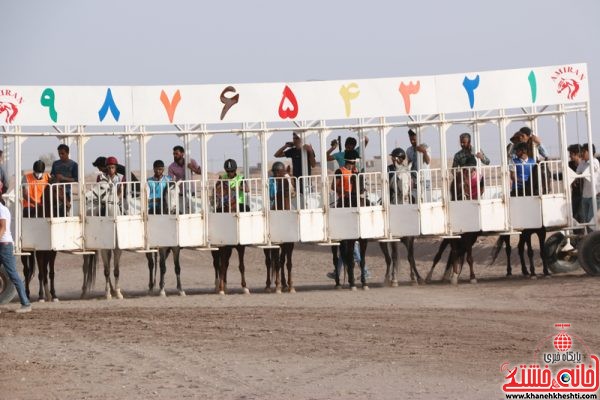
[0,198,32,313]
[575,143,600,225]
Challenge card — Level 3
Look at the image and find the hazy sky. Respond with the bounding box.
[2,0,599,173]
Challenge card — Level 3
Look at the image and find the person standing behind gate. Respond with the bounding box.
[168,145,201,182]
[406,129,431,202]
[332,150,360,208]
[0,195,32,313]
[274,132,316,181]
[50,144,78,199]
[510,142,535,197]
[21,160,51,218]
[98,157,125,214]
[0,150,8,195]
[567,144,584,223]
[148,160,172,215]
[452,133,490,168]
[576,143,600,227]
[326,136,368,169]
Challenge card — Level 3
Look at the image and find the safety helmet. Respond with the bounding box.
[390,148,406,159]
[224,158,237,172]
[271,161,285,173]
[33,160,46,173]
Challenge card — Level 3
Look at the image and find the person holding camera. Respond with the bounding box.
[274,132,316,178]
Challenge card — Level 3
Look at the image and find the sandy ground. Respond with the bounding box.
[1,237,599,400]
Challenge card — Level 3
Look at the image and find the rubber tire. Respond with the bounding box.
[0,265,17,305]
[577,231,600,276]
[544,232,580,274]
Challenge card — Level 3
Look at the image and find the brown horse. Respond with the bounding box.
[211,180,249,295]
[21,184,69,302]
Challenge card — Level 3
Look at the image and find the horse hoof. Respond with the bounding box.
[105,293,112,300]
[335,285,342,290]
[470,278,477,284]
[218,290,225,295]
[264,287,271,293]
[275,288,282,294]
[115,291,124,300]
[362,285,369,291]
[391,280,399,287]
[450,273,459,285]
[179,291,186,297]
[410,280,419,287]
[530,275,538,280]
[289,287,296,294]
[159,290,166,298]
[38,299,45,303]
[52,298,60,303]
[350,286,357,291]
[243,288,250,295]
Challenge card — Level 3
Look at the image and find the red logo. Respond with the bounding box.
[551,66,585,100]
[0,88,23,124]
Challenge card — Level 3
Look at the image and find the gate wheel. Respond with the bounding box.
[544,232,580,274]
[577,231,600,276]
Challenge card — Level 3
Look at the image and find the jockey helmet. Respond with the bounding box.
[224,159,237,172]
[106,156,118,166]
[390,148,406,159]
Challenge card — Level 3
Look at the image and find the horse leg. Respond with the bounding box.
[21,254,34,300]
[502,236,513,277]
[467,243,476,284]
[279,247,288,291]
[404,237,422,285]
[517,234,529,277]
[426,238,450,282]
[359,239,368,290]
[101,250,113,299]
[538,229,550,276]
[526,234,536,278]
[379,242,392,285]
[146,252,155,293]
[274,248,282,294]
[173,247,185,295]
[284,243,295,293]
[236,245,249,294]
[48,251,59,301]
[263,249,273,293]
[449,242,460,285]
[211,250,221,292]
[158,248,168,297]
[218,247,232,295]
[113,249,123,299]
[341,240,356,290]
[35,251,51,302]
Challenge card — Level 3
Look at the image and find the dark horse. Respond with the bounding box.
[379,238,423,286]
[263,174,296,294]
[490,163,551,278]
[22,184,69,302]
[211,180,249,295]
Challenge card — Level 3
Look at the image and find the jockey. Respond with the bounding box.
[387,147,411,204]
[21,160,50,218]
[147,159,172,215]
[98,156,125,214]
[510,142,535,197]
[220,159,249,211]
[268,161,295,211]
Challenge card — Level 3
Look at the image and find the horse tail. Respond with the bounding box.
[489,236,504,266]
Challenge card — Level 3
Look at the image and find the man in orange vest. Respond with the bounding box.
[332,149,360,208]
[22,160,50,218]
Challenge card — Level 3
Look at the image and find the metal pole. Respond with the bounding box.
[585,103,598,230]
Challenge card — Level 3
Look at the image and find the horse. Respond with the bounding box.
[263,174,296,294]
[490,163,551,278]
[145,181,185,297]
[380,164,423,286]
[210,179,249,295]
[425,232,480,285]
[21,184,69,302]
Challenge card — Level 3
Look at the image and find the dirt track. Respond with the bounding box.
[1,239,599,400]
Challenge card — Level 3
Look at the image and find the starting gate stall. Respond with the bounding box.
[114,181,145,249]
[297,175,327,242]
[266,175,299,243]
[418,168,447,235]
[207,177,265,245]
[358,172,385,238]
[387,168,420,237]
[447,164,507,233]
[84,181,117,249]
[539,160,569,228]
[21,182,83,251]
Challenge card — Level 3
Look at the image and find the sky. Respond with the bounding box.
[1,0,599,174]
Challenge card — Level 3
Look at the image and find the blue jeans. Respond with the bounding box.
[0,243,31,306]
